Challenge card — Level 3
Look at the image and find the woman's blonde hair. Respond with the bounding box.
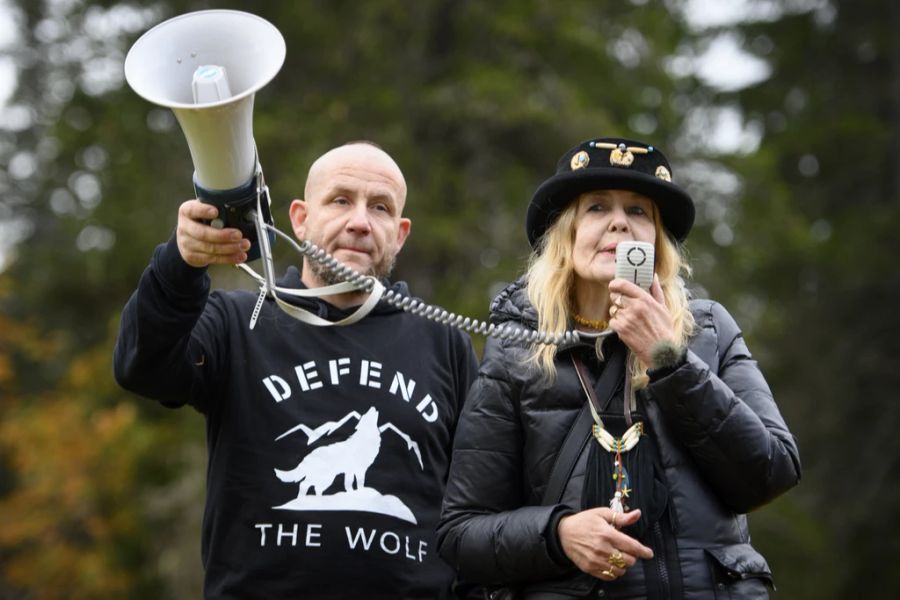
[525,196,695,385]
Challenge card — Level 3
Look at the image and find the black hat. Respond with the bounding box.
[526,137,695,248]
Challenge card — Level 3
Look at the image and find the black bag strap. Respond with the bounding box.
[541,343,625,505]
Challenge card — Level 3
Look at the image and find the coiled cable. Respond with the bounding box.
[261,223,596,347]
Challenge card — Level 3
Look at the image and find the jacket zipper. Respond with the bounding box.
[652,521,670,596]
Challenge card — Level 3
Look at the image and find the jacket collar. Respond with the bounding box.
[489,277,603,353]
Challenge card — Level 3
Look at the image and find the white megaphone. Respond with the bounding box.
[124,9,286,261]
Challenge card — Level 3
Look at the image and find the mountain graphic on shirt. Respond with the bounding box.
[272,406,423,524]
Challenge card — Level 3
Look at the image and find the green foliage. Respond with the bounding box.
[6,0,893,597]
[0,281,203,597]
[694,1,900,597]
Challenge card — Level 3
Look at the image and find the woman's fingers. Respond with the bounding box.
[558,508,653,579]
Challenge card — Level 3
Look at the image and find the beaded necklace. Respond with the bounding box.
[572,313,608,330]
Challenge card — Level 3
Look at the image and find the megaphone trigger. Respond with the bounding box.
[192,169,275,262]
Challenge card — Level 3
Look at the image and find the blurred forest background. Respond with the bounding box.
[1,0,898,598]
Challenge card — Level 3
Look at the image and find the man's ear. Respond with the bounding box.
[289,199,308,239]
[396,218,412,250]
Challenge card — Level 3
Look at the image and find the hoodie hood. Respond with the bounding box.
[275,265,411,321]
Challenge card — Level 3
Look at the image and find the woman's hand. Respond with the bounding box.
[608,275,675,367]
[557,508,654,581]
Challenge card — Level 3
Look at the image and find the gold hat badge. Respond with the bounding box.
[570,150,590,170]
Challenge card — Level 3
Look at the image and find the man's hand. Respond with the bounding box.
[176,200,250,267]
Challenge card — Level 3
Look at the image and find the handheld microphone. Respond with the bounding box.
[615,241,654,291]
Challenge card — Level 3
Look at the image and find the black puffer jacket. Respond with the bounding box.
[437,279,801,599]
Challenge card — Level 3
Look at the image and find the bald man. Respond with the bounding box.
[114,142,478,599]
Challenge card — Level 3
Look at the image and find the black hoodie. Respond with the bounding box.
[114,237,477,599]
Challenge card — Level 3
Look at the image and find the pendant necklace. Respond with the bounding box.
[572,351,644,514]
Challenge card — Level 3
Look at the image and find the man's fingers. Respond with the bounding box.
[181,229,248,253]
[180,214,244,244]
[180,245,248,267]
[179,199,219,222]
[184,239,249,257]
[182,237,250,259]
[178,210,248,253]
[176,199,251,267]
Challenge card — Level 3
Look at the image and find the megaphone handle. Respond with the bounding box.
[193,172,272,261]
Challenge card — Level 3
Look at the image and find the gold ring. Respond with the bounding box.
[601,568,616,579]
[610,512,619,529]
[609,551,627,569]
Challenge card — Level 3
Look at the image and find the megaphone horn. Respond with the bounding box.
[124,9,286,261]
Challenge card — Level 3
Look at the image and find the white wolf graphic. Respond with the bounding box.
[274,406,382,497]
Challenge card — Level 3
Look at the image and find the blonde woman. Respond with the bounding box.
[437,138,800,600]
